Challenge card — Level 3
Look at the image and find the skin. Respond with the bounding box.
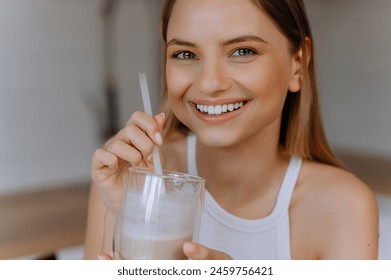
[85,0,378,260]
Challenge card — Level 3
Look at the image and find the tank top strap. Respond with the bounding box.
[273,156,303,215]
[187,133,198,176]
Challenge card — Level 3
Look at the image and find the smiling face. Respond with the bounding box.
[165,0,302,147]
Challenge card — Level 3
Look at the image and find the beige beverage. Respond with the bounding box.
[118,232,192,260]
[113,167,205,260]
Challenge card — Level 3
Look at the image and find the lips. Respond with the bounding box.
[192,100,248,116]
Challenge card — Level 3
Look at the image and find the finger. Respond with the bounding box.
[116,124,155,158]
[126,111,163,145]
[105,139,143,166]
[183,242,232,260]
[154,113,165,145]
[153,113,165,145]
[92,148,118,170]
[104,124,156,164]
[91,148,125,185]
[154,112,166,133]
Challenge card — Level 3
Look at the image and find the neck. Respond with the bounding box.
[196,125,289,203]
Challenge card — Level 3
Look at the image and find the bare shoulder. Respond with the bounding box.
[300,161,378,212]
[298,160,377,204]
[291,160,379,259]
[161,131,188,172]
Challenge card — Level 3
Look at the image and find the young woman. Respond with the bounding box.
[85,0,378,259]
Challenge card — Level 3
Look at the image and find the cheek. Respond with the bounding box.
[236,59,291,120]
[235,60,289,100]
[166,65,192,123]
[259,56,292,92]
[166,65,191,101]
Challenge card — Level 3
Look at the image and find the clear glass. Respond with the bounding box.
[113,167,205,260]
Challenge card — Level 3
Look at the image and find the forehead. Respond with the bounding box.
[167,0,285,44]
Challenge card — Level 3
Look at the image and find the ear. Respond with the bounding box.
[288,37,312,93]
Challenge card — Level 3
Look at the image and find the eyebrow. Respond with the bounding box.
[166,38,197,47]
[166,35,268,47]
[221,35,268,46]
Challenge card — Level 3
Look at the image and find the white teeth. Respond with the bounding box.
[215,105,222,115]
[195,101,245,115]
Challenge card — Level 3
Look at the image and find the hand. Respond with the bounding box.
[97,242,232,260]
[183,242,232,260]
[91,112,165,213]
[98,254,113,260]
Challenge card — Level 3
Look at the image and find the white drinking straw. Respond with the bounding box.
[138,71,163,176]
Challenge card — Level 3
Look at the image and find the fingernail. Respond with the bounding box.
[154,132,163,145]
[159,112,166,120]
[98,255,104,260]
[183,242,196,254]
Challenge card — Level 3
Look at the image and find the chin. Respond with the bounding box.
[194,128,243,148]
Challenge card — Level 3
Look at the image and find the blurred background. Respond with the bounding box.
[0,0,390,259]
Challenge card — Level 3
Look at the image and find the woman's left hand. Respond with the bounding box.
[97,242,233,260]
[183,242,232,260]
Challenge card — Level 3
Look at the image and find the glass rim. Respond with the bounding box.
[128,166,205,183]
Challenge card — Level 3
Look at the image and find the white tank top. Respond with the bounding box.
[187,133,302,259]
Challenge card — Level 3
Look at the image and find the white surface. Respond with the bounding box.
[56,245,84,260]
[377,194,391,260]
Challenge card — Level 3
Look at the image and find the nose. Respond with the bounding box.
[198,58,231,94]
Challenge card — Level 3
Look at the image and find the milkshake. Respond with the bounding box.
[113,169,204,260]
[117,232,192,260]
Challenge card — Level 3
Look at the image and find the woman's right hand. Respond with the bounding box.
[91,111,165,213]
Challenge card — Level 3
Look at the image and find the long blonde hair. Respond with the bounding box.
[159,0,341,167]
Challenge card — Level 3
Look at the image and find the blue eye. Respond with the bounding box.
[231,48,257,57]
[172,51,197,60]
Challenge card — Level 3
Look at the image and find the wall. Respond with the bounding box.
[0,0,162,195]
[306,0,391,156]
[1,0,390,196]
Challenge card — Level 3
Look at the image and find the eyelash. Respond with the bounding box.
[170,47,258,60]
[172,51,197,60]
[230,48,258,57]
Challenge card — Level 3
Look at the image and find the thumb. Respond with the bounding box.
[183,242,232,260]
[98,253,113,260]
